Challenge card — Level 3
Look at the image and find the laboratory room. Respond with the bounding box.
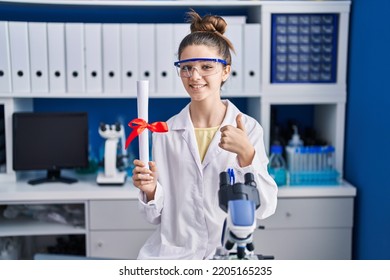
[0,0,389,262]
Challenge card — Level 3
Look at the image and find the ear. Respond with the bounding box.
[222,65,231,82]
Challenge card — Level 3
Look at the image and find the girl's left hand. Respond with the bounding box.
[219,113,255,167]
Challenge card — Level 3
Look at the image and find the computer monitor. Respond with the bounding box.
[13,112,89,185]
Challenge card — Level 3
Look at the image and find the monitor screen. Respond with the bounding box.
[13,112,89,185]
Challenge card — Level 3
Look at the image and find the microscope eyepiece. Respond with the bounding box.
[219,171,231,187]
[244,172,256,187]
[99,122,107,131]
[115,122,121,131]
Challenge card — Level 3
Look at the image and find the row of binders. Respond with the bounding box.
[0,21,261,96]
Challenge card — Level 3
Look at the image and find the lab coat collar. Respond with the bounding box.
[169,99,241,172]
[203,100,242,168]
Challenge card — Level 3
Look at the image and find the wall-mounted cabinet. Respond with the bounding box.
[260,1,350,95]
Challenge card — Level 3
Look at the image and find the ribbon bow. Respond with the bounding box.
[125,118,168,149]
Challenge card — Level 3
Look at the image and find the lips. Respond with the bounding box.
[190,84,206,89]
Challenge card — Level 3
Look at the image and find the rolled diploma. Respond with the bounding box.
[137,80,149,168]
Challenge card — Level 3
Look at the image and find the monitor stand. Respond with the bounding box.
[28,170,78,185]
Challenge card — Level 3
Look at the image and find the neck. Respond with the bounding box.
[190,99,227,128]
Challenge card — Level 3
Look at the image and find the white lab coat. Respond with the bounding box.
[137,99,277,260]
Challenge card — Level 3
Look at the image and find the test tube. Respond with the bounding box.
[327,146,336,170]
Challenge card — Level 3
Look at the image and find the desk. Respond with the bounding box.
[0,174,155,259]
[0,175,356,259]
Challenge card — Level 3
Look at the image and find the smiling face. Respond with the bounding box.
[179,44,231,102]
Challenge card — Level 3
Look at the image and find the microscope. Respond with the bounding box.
[96,122,127,185]
[213,170,273,260]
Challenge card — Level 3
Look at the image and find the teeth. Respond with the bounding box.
[191,85,205,89]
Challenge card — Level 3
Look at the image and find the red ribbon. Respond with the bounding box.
[125,118,168,149]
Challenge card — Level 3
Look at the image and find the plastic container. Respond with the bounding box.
[288,125,304,147]
[286,145,339,186]
[268,145,287,187]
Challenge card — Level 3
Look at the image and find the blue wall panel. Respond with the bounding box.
[345,0,390,259]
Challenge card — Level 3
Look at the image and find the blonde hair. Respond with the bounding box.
[177,9,235,66]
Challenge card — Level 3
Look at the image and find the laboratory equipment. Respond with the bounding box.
[268,145,287,186]
[96,122,127,185]
[288,125,303,147]
[213,170,273,260]
[286,145,340,185]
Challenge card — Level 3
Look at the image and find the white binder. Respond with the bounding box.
[48,23,66,93]
[173,23,189,96]
[84,23,102,93]
[224,24,244,94]
[28,22,49,93]
[65,23,85,93]
[9,21,31,93]
[244,24,261,93]
[102,24,121,93]
[0,22,12,93]
[121,23,138,96]
[156,24,174,95]
[138,24,155,94]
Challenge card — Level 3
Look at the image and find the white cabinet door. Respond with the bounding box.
[253,228,352,260]
[253,197,354,259]
[89,200,155,230]
[89,230,153,259]
[259,197,354,229]
[89,199,156,259]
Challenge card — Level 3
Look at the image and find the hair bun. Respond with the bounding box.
[187,9,227,35]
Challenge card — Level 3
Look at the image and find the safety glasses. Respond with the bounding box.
[173,58,227,78]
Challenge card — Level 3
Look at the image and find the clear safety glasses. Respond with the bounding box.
[173,58,227,78]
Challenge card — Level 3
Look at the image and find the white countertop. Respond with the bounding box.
[277,180,356,198]
[0,173,356,203]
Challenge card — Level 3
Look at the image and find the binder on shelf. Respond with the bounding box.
[138,24,156,94]
[244,23,261,93]
[222,16,247,25]
[223,24,243,94]
[84,23,102,93]
[28,22,49,93]
[102,24,121,93]
[65,23,85,93]
[173,23,189,96]
[156,24,174,95]
[48,23,66,93]
[0,22,12,93]
[121,23,138,96]
[8,21,31,93]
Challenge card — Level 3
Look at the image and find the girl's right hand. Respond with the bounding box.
[132,159,158,202]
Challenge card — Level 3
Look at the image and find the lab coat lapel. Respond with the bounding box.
[182,128,203,175]
[171,104,203,175]
[201,130,222,168]
[202,100,237,169]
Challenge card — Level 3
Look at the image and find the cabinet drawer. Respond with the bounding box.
[258,197,354,229]
[253,228,352,260]
[89,200,155,230]
[89,230,153,259]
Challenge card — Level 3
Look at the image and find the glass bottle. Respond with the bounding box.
[268,145,287,186]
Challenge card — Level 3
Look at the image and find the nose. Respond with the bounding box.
[189,67,202,79]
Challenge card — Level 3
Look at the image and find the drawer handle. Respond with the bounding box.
[257,225,265,230]
[285,212,292,218]
[97,241,103,247]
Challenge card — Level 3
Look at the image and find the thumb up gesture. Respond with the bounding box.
[219,114,255,167]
